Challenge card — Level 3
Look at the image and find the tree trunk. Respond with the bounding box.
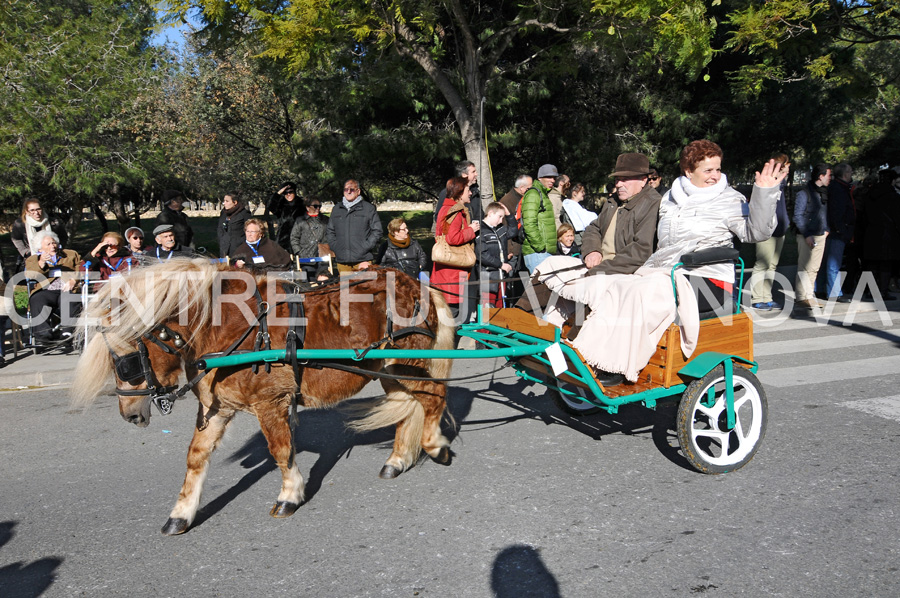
[92,205,109,233]
[111,195,131,233]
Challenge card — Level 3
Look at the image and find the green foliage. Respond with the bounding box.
[0,0,162,212]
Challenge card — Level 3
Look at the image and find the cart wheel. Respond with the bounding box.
[676,364,767,474]
[553,381,602,416]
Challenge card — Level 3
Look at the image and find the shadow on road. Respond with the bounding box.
[191,372,694,528]
[468,377,692,472]
[0,520,63,598]
[491,544,560,598]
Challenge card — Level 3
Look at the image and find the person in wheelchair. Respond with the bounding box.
[84,232,134,279]
[536,140,787,386]
[24,231,82,346]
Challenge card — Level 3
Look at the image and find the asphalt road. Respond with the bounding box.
[2,307,900,597]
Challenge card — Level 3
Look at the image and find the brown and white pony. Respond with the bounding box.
[71,259,455,535]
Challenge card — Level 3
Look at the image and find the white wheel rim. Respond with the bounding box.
[689,374,763,467]
[559,385,596,411]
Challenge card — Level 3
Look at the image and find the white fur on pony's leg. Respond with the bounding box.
[162,409,235,536]
[275,458,305,510]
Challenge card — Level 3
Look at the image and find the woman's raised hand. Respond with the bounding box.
[755,159,789,188]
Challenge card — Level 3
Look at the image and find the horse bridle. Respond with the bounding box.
[107,324,187,416]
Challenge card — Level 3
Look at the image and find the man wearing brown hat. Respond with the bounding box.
[581,153,662,275]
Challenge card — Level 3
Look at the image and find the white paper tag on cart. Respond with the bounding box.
[545,343,568,377]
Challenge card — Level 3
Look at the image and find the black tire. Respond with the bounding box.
[552,381,602,416]
[676,364,767,474]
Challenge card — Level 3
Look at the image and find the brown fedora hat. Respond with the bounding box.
[609,153,651,177]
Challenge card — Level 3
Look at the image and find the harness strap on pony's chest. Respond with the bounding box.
[251,285,272,374]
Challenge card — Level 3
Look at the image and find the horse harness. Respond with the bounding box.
[106,278,437,426]
[106,285,273,421]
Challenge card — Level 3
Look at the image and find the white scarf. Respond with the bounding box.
[342,197,363,211]
[668,173,729,207]
[24,214,50,254]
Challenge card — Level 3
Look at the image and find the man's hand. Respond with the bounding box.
[501,263,512,273]
[583,251,603,269]
[235,259,246,268]
[357,261,371,270]
[805,236,816,249]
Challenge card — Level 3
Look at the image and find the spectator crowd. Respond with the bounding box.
[3,151,900,362]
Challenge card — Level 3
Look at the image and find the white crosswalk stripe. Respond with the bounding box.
[839,396,900,423]
[756,356,900,388]
[754,332,899,356]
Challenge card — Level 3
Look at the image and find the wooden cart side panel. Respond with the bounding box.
[661,313,754,386]
[487,308,558,342]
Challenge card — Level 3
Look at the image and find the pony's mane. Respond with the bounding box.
[72,258,226,406]
[88,258,222,348]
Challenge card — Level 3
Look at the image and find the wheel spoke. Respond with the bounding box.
[692,427,730,456]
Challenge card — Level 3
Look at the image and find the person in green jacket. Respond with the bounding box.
[522,164,560,272]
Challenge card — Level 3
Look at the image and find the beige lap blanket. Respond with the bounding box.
[536,256,700,382]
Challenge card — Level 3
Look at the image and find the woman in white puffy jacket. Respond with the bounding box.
[642,139,786,313]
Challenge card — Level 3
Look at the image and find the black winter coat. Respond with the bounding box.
[475,215,517,292]
[266,194,306,250]
[11,215,68,258]
[290,213,329,258]
[376,239,427,280]
[217,206,250,258]
[325,200,382,263]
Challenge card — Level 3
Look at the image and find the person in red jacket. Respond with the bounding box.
[431,176,480,323]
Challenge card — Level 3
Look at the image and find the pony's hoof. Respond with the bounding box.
[379,464,402,479]
[432,446,453,465]
[161,517,190,536]
[269,501,300,518]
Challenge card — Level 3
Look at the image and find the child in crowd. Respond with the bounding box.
[557,223,581,257]
[476,202,518,307]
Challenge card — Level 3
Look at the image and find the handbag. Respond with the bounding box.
[432,212,476,268]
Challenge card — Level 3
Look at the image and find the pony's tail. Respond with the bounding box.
[70,334,114,408]
[427,287,454,380]
[347,393,425,466]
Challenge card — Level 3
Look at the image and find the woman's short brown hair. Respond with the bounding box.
[557,223,575,240]
[680,140,723,175]
[446,176,469,201]
[101,231,126,247]
[387,217,407,236]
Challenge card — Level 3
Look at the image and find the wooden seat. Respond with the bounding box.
[485,307,753,398]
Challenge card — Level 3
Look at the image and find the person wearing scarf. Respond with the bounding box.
[10,198,68,272]
[217,192,251,258]
[231,218,291,271]
[376,217,427,280]
[535,140,784,386]
[325,179,382,271]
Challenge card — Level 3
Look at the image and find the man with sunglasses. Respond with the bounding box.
[290,196,330,279]
[325,180,383,272]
